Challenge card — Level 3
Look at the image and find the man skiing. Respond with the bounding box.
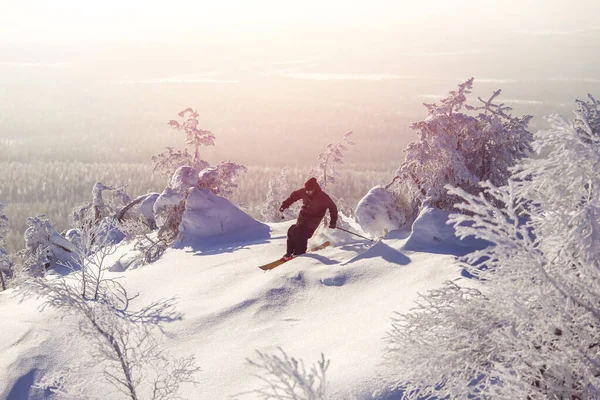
[279,177,338,260]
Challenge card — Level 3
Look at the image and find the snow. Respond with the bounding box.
[0,203,489,399]
[139,193,159,227]
[355,186,406,237]
[170,166,200,194]
[177,188,269,245]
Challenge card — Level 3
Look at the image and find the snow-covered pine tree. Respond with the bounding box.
[384,97,600,399]
[168,107,216,162]
[151,108,247,199]
[259,167,294,222]
[0,202,12,290]
[310,131,355,190]
[152,108,215,179]
[392,78,532,215]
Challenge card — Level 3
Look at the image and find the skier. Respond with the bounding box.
[279,177,338,260]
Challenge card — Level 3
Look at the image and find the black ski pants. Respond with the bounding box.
[286,221,318,256]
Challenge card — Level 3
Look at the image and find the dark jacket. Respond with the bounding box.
[281,186,338,231]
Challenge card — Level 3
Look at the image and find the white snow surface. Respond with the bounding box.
[0,206,488,400]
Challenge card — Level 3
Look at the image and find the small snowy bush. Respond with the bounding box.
[73,182,131,226]
[355,186,406,237]
[384,97,600,399]
[198,161,248,197]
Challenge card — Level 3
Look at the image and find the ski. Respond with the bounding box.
[259,241,331,271]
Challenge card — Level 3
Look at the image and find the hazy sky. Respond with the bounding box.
[0,0,598,164]
[1,0,599,40]
[1,1,598,54]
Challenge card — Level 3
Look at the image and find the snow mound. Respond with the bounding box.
[178,188,269,245]
[403,206,490,255]
[355,185,406,237]
[170,166,200,194]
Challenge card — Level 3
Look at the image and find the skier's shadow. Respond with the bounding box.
[300,253,339,266]
[342,240,411,266]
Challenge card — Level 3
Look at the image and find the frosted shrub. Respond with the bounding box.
[27,267,199,399]
[384,98,600,399]
[73,182,131,226]
[20,214,76,277]
[392,78,532,214]
[116,213,151,241]
[244,348,329,400]
[200,161,248,198]
[152,147,210,180]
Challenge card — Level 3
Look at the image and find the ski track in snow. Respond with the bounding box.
[0,208,489,400]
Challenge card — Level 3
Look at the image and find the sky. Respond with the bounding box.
[0,0,598,165]
[2,1,598,58]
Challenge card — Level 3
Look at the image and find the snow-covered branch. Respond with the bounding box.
[243,348,329,400]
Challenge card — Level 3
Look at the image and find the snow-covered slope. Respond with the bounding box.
[0,207,488,400]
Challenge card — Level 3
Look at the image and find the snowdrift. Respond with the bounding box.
[0,206,489,400]
[176,188,270,249]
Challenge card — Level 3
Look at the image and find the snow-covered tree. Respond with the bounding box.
[73,182,130,226]
[152,108,215,179]
[19,214,78,277]
[384,98,600,399]
[145,110,248,250]
[391,78,532,216]
[168,107,216,163]
[244,348,329,400]
[0,202,12,290]
[310,131,355,190]
[258,167,295,222]
[151,108,247,200]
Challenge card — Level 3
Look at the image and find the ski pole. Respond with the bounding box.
[335,227,375,242]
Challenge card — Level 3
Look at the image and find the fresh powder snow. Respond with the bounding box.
[0,202,488,399]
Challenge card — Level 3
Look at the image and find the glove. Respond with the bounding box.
[329,223,336,229]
